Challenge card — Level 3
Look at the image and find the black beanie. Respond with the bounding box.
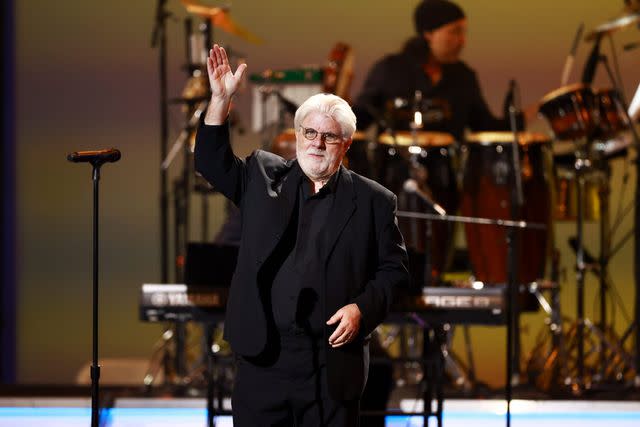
[414,0,466,34]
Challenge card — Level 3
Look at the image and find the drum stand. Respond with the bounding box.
[560,49,640,391]
[562,141,637,393]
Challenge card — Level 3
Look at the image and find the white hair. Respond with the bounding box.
[293,93,357,139]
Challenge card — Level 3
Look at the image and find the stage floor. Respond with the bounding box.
[1,397,639,426]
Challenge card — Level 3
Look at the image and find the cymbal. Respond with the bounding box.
[584,12,640,41]
[180,0,263,44]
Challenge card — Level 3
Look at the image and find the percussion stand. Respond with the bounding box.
[596,53,640,388]
[569,132,593,393]
[580,49,640,388]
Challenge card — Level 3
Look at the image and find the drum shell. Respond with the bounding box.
[594,88,627,140]
[461,136,551,284]
[378,142,459,283]
[538,84,598,140]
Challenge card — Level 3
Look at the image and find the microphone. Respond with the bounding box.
[403,179,447,216]
[503,79,519,114]
[67,148,121,165]
[561,22,584,86]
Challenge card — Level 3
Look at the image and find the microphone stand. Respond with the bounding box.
[395,211,545,427]
[506,103,524,427]
[151,0,171,284]
[90,163,102,427]
[69,157,118,427]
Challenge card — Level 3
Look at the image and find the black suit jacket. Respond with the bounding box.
[194,121,409,400]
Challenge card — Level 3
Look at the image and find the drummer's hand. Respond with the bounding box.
[204,44,247,125]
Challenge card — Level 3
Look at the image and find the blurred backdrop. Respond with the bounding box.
[10,0,640,388]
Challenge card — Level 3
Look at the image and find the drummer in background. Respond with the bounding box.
[353,0,521,142]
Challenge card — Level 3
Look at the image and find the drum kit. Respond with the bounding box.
[340,13,640,394]
[150,0,640,399]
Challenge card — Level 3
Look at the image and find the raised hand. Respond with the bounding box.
[204,44,248,125]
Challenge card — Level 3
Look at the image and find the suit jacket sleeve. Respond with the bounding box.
[353,193,409,337]
[194,119,249,207]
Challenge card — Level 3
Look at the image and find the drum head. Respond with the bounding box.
[466,131,550,146]
[538,84,597,140]
[378,130,454,147]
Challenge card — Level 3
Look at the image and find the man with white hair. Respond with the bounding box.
[195,44,409,426]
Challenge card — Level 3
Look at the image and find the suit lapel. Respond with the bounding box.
[324,166,357,261]
[277,161,303,232]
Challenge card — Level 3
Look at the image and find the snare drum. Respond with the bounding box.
[377,130,459,282]
[461,132,552,285]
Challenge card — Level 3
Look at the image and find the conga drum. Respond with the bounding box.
[461,132,552,285]
[377,130,459,284]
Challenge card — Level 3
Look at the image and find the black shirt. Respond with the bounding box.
[270,170,340,338]
[353,46,511,141]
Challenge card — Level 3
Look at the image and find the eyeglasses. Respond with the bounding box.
[300,126,344,145]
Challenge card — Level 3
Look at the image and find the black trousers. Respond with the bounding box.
[232,335,360,427]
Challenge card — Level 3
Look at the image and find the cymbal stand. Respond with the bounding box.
[157,14,214,391]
